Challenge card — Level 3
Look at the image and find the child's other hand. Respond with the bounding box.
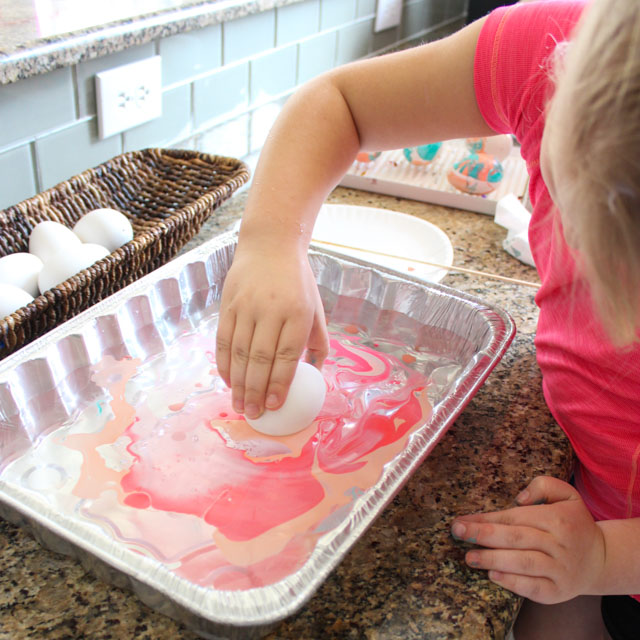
[450,476,606,604]
[215,243,328,420]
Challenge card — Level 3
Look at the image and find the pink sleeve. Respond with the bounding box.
[474,1,586,140]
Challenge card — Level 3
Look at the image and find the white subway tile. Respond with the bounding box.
[0,145,37,209]
[159,24,222,87]
[35,119,121,190]
[223,10,276,65]
[0,69,75,148]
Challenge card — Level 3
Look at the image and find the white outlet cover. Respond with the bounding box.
[375,0,403,32]
[96,56,162,139]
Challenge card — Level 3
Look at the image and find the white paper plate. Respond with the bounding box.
[311,204,453,283]
[233,204,453,283]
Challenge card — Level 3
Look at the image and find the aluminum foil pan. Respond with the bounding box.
[0,232,515,639]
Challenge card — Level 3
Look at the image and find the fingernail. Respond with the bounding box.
[452,522,466,539]
[466,553,480,568]
[265,394,279,409]
[233,400,244,414]
[515,489,530,505]
[245,403,259,419]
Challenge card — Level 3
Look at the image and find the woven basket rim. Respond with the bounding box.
[1,148,247,217]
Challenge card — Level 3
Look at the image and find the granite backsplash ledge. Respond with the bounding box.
[0,0,466,211]
[1,0,307,85]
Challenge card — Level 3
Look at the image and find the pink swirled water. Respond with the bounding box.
[6,320,461,590]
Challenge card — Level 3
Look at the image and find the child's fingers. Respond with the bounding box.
[465,548,554,580]
[227,316,257,414]
[453,503,550,529]
[215,309,236,388]
[515,476,579,506]
[263,318,312,411]
[486,570,559,604]
[304,291,329,369]
[451,519,553,553]
[242,319,289,418]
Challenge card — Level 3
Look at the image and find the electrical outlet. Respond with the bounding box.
[375,0,403,33]
[96,56,162,139]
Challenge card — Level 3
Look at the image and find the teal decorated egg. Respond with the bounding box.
[403,143,442,166]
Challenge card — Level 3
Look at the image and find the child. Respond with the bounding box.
[215,1,640,637]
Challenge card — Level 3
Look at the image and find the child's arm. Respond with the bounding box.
[596,517,640,596]
[216,18,495,419]
[451,476,640,601]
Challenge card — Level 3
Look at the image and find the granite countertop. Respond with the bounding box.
[0,186,573,639]
[0,0,303,84]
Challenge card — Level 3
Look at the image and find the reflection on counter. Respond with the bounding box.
[7,0,206,40]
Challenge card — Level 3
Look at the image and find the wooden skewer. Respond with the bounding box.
[311,238,541,289]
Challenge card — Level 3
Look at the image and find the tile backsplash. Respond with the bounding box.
[0,0,467,210]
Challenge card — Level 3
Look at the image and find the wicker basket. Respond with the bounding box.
[0,148,249,360]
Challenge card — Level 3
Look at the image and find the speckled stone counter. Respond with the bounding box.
[0,186,574,639]
[0,0,305,84]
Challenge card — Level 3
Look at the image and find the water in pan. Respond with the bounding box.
[1,313,462,591]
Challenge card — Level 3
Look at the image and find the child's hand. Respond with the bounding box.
[215,243,329,420]
[450,476,606,604]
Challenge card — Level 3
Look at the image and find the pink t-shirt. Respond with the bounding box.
[474,1,640,528]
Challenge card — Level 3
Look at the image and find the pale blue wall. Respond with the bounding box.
[0,0,467,209]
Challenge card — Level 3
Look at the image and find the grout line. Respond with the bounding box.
[71,65,81,121]
[29,141,42,195]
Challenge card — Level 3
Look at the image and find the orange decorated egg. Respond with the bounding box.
[355,151,382,164]
[403,143,442,166]
[447,153,504,195]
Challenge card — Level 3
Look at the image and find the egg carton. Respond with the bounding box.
[339,139,529,215]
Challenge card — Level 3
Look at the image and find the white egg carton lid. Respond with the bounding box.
[339,138,529,215]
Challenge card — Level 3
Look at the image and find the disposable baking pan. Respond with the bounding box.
[0,232,515,639]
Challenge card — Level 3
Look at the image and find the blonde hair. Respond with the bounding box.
[544,0,640,347]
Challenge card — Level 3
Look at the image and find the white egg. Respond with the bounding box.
[38,244,107,294]
[246,362,326,437]
[29,221,82,263]
[483,135,513,161]
[0,252,43,297]
[466,135,513,161]
[73,208,134,252]
[0,283,34,319]
[82,243,110,262]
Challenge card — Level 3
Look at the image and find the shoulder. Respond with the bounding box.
[481,1,586,36]
[474,1,586,135]
[477,0,587,73]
